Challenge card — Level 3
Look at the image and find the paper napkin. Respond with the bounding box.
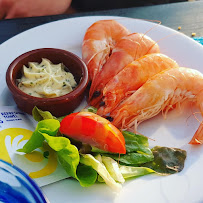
[0,106,69,187]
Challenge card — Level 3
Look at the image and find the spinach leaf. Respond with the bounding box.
[123,131,151,154]
[103,131,154,166]
[142,146,187,175]
[107,152,154,165]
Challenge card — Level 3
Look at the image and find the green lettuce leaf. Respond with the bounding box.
[119,166,155,179]
[76,164,98,186]
[91,155,154,184]
[43,134,97,187]
[32,106,66,122]
[43,134,79,177]
[18,116,97,187]
[18,119,60,153]
[101,156,125,183]
[32,106,97,123]
[142,146,187,175]
[80,154,122,191]
[32,106,56,121]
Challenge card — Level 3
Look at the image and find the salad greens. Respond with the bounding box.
[18,107,187,190]
[104,131,154,165]
[32,106,55,121]
[44,134,97,187]
[101,156,125,184]
[18,119,60,153]
[142,146,187,175]
[80,154,122,190]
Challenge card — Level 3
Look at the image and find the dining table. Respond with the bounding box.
[0,1,203,44]
[1,1,203,203]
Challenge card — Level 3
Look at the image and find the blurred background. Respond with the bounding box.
[70,0,187,13]
[0,0,190,20]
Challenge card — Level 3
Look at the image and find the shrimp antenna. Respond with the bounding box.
[154,32,183,45]
[115,17,185,54]
[142,19,162,35]
[86,47,109,66]
[186,102,203,126]
[115,17,161,37]
[114,17,162,29]
[193,112,203,125]
[115,17,162,56]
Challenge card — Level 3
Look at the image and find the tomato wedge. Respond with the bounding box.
[60,112,126,154]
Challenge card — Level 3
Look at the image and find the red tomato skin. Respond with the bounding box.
[60,112,126,154]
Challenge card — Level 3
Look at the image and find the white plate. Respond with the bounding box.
[1,16,203,203]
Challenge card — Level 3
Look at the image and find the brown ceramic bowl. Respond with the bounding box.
[6,48,88,117]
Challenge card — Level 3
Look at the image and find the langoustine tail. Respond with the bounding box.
[189,123,203,144]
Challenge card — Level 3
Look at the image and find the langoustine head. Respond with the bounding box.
[82,20,130,82]
[89,32,160,104]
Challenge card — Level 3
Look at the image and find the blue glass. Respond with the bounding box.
[0,159,47,203]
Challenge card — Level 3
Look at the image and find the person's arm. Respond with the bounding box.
[0,0,72,19]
